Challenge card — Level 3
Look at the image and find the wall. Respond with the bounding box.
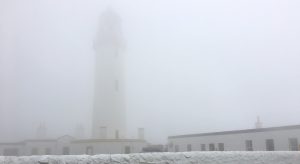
[71,140,147,154]
[168,128,300,152]
[23,141,57,156]
[0,139,147,156]
[0,144,24,156]
[0,152,300,164]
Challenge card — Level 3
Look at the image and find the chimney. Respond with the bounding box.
[74,124,85,139]
[115,130,119,139]
[138,128,144,140]
[36,123,47,139]
[255,116,263,129]
[99,126,107,139]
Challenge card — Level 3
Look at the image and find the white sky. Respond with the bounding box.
[1,0,300,143]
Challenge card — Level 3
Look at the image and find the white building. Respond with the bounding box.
[0,7,148,156]
[92,7,126,139]
[0,135,74,156]
[168,124,300,152]
[83,7,148,153]
[0,135,146,156]
[71,139,146,155]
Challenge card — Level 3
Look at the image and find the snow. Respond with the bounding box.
[0,152,300,164]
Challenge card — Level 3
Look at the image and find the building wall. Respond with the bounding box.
[0,139,147,156]
[55,136,74,155]
[71,140,147,155]
[23,141,57,155]
[168,129,300,152]
[0,144,24,156]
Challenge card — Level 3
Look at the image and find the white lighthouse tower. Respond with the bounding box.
[92,8,126,139]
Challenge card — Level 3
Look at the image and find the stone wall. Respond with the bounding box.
[1,152,300,164]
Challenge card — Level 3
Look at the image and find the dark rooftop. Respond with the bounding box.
[168,124,300,139]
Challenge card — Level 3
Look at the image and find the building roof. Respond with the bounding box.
[0,140,56,145]
[72,139,146,144]
[0,142,25,146]
[57,135,76,141]
[0,135,75,145]
[168,124,300,139]
[23,139,57,143]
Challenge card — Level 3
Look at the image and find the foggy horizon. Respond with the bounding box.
[1,0,300,144]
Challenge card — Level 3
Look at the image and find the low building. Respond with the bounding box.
[168,124,300,152]
[72,139,147,155]
[0,135,147,156]
[0,135,74,156]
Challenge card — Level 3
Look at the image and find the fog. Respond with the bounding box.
[1,0,300,144]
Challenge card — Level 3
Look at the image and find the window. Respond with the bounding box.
[245,140,253,151]
[187,144,192,151]
[289,138,299,151]
[266,139,275,151]
[45,148,52,155]
[209,143,215,151]
[218,143,224,151]
[175,145,179,152]
[63,147,70,155]
[201,144,206,151]
[86,146,94,155]
[125,146,131,154]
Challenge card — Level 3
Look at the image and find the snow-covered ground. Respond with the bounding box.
[1,152,300,164]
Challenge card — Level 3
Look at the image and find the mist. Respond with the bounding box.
[1,0,300,144]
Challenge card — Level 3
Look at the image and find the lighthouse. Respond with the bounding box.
[92,8,126,139]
